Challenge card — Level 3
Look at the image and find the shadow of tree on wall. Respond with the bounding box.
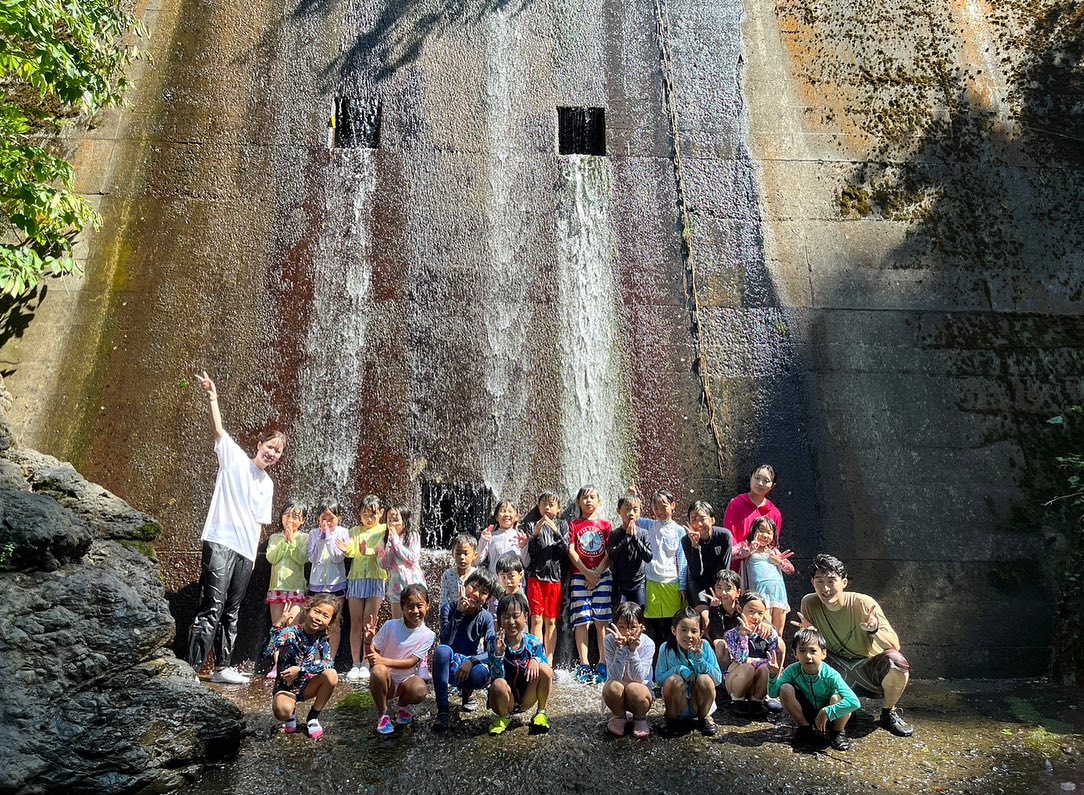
[826,1,1084,678]
[291,0,535,87]
[0,284,45,376]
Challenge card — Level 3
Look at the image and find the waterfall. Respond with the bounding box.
[290,150,376,498]
[478,6,532,499]
[556,155,625,514]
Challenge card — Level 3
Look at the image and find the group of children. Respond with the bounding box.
[258,467,910,750]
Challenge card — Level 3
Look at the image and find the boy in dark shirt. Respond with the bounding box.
[432,569,499,730]
[608,490,653,614]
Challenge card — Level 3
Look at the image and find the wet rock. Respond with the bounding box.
[0,382,241,793]
[0,487,92,572]
[6,448,160,542]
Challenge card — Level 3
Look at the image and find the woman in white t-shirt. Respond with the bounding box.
[188,371,286,684]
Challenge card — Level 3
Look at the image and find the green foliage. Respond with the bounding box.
[0,0,142,296]
[1045,406,1084,686]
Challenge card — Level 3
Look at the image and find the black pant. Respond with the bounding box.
[611,582,647,616]
[188,541,254,670]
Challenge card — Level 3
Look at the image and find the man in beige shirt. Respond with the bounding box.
[794,554,914,737]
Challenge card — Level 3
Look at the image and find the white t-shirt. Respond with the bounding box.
[200,433,274,561]
[373,619,436,684]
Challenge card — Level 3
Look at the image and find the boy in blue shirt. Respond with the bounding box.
[768,627,861,750]
[432,569,499,731]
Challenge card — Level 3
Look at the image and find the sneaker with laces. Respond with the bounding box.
[346,664,366,682]
[306,718,324,741]
[210,666,250,685]
[829,729,850,751]
[531,710,551,734]
[489,715,512,736]
[358,664,371,681]
[376,714,395,735]
[460,694,478,712]
[433,711,452,732]
[593,664,608,683]
[880,707,914,737]
[396,706,414,725]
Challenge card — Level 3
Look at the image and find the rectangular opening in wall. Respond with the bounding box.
[334,95,381,149]
[557,106,606,155]
[420,480,496,550]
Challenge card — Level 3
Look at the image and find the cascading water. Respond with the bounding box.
[556,155,627,513]
[289,150,376,498]
[477,6,533,500]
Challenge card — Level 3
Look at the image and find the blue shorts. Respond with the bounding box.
[346,578,386,600]
[570,571,613,626]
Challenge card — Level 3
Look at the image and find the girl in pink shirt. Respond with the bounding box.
[723,464,783,571]
[377,505,426,619]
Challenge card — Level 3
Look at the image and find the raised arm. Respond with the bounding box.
[196,371,224,439]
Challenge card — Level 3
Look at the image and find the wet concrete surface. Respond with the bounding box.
[191,676,1082,794]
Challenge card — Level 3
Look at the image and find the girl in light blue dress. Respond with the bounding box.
[731,517,795,634]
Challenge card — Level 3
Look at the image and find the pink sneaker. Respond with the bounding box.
[281,717,297,734]
[377,713,395,735]
[307,718,324,741]
[396,706,414,725]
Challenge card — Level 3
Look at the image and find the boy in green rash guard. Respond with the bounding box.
[768,627,861,751]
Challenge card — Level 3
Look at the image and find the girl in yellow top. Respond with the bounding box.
[344,495,388,682]
[264,501,310,678]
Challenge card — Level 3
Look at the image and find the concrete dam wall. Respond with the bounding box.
[1,0,1080,677]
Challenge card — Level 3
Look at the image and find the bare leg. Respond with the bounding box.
[396,676,428,707]
[624,682,652,719]
[726,663,756,699]
[692,674,716,718]
[603,680,628,717]
[520,664,553,711]
[882,667,909,710]
[490,678,513,716]
[751,665,770,699]
[543,617,558,661]
[779,683,808,725]
[771,607,787,635]
[302,669,339,711]
[574,624,590,665]
[272,692,297,721]
[348,598,365,665]
[593,620,607,665]
[269,603,285,669]
[390,601,402,620]
[662,675,688,718]
[530,614,544,645]
[370,664,393,714]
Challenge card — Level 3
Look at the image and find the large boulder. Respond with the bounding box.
[0,376,242,793]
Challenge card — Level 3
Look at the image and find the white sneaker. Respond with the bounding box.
[358,663,371,681]
[346,664,365,682]
[210,666,251,684]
